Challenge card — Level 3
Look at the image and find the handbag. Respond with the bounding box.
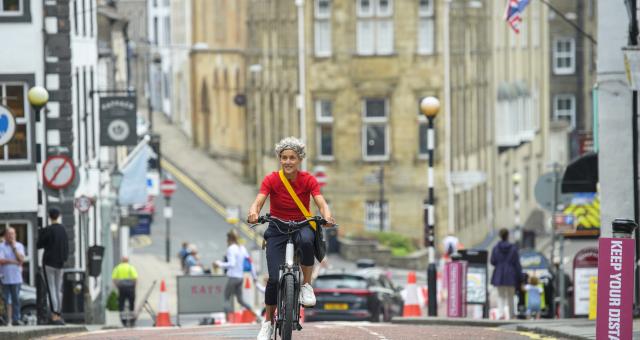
[278,170,326,262]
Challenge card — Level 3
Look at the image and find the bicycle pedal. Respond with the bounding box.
[296,322,303,331]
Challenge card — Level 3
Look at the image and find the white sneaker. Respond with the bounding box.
[300,283,316,307]
[257,321,274,340]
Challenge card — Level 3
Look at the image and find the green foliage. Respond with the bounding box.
[374,231,415,257]
[106,290,119,311]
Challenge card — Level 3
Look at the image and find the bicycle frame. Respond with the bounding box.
[275,232,303,336]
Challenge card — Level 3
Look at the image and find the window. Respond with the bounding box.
[553,38,575,74]
[553,94,576,130]
[0,0,30,22]
[362,98,389,160]
[153,17,159,45]
[0,82,30,162]
[314,0,332,57]
[315,100,334,159]
[365,200,389,231]
[357,0,394,55]
[163,16,171,46]
[417,0,434,55]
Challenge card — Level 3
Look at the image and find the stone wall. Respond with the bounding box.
[338,237,428,271]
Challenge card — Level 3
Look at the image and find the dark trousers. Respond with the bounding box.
[264,223,315,306]
[118,286,135,312]
[224,277,253,313]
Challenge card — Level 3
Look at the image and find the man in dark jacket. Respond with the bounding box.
[36,208,69,325]
[490,228,522,320]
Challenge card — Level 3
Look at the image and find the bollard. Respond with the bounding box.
[596,218,637,340]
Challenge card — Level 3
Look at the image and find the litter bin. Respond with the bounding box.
[326,228,339,254]
[87,246,105,277]
[61,270,85,322]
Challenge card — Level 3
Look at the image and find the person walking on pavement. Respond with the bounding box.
[111,256,138,326]
[36,208,69,325]
[248,137,336,340]
[214,230,261,322]
[490,228,522,320]
[0,227,25,326]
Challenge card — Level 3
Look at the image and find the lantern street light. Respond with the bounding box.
[420,96,440,317]
[27,86,49,324]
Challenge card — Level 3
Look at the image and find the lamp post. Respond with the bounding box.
[28,86,49,324]
[295,0,307,171]
[420,96,440,316]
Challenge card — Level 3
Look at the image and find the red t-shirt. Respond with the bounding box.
[259,171,321,221]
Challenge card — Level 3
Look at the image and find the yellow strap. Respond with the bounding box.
[279,170,317,231]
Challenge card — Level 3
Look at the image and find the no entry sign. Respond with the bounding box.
[160,178,177,198]
[43,155,76,190]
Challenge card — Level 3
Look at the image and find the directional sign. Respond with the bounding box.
[160,178,177,198]
[43,155,76,190]
[100,96,137,146]
[0,106,16,146]
[74,195,93,213]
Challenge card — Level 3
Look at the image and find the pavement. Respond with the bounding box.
[392,316,640,340]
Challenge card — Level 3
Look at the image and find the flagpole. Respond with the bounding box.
[537,0,597,45]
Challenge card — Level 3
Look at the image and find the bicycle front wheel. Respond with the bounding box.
[280,274,295,340]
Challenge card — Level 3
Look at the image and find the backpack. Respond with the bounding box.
[243,257,252,272]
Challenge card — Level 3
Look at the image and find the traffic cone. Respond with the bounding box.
[155,279,173,327]
[240,277,257,323]
[402,272,422,317]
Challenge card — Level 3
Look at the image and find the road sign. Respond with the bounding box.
[100,96,137,146]
[147,171,160,196]
[74,195,93,213]
[534,172,571,212]
[43,155,76,190]
[313,166,327,188]
[160,178,177,197]
[0,105,16,146]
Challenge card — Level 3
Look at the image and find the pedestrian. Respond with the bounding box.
[36,207,69,325]
[490,228,522,320]
[184,244,204,275]
[177,242,189,273]
[524,276,544,319]
[111,256,138,326]
[0,227,25,326]
[213,230,261,322]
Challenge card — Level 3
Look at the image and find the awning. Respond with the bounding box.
[561,152,598,193]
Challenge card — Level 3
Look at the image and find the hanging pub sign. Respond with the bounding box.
[100,96,137,146]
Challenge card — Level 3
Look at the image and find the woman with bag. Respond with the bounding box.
[248,137,336,340]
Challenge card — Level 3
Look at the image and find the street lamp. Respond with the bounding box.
[28,86,49,324]
[420,96,440,316]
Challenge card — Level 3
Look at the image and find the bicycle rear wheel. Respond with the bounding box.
[280,275,295,340]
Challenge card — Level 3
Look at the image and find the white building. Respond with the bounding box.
[148,0,172,119]
[0,0,45,287]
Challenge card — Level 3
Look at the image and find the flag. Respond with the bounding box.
[118,144,150,205]
[505,0,530,34]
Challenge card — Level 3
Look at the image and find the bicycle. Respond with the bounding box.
[253,214,328,340]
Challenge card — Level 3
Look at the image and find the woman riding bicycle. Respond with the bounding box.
[248,137,335,340]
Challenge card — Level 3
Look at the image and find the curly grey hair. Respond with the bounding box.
[275,137,306,159]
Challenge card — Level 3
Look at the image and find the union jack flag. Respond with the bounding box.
[505,0,530,34]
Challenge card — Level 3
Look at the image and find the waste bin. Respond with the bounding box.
[61,270,85,322]
[87,246,105,277]
[326,227,339,254]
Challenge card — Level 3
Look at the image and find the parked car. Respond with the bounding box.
[0,284,37,325]
[305,270,404,322]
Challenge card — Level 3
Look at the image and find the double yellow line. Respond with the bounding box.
[161,159,264,247]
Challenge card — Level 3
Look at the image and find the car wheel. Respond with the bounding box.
[21,305,37,325]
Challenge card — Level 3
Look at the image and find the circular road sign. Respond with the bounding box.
[107,119,131,142]
[43,155,76,189]
[160,178,177,197]
[75,195,93,213]
[0,105,16,146]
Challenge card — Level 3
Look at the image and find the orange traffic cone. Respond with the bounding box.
[402,272,422,317]
[240,277,256,323]
[155,279,173,327]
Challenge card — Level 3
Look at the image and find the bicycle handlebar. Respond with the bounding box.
[255,213,328,229]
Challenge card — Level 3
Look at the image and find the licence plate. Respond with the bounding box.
[324,303,349,310]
